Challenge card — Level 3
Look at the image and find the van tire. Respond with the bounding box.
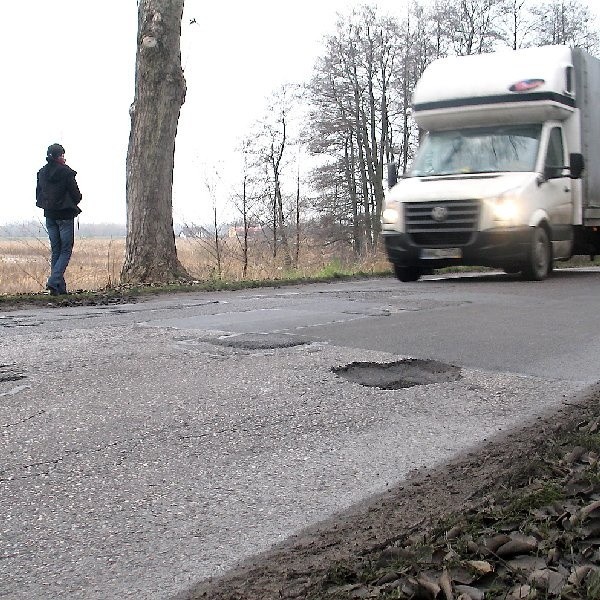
[521,226,552,281]
[393,264,422,282]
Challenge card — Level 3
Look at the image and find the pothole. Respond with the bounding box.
[0,317,42,328]
[211,333,308,350]
[0,363,26,382]
[333,359,461,389]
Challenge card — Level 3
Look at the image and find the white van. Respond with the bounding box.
[382,45,600,281]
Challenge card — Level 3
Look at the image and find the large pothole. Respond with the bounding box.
[333,359,461,389]
[211,333,308,350]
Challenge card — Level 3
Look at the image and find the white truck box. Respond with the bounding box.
[573,47,600,220]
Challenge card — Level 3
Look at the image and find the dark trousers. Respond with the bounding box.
[46,217,75,294]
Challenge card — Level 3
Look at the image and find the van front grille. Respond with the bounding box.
[405,200,480,246]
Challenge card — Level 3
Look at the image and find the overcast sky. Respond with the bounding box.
[5,1,598,227]
[1,0,414,226]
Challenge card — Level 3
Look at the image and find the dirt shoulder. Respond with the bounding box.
[0,273,393,312]
[175,385,600,600]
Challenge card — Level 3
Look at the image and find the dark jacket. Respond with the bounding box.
[36,160,82,219]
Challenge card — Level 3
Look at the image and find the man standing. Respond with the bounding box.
[36,143,82,295]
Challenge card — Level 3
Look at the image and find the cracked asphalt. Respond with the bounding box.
[1,270,599,599]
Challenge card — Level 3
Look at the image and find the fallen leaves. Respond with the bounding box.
[495,534,538,557]
[323,427,600,600]
[464,561,493,575]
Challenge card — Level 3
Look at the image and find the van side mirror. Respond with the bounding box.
[569,153,584,179]
[387,162,398,188]
[543,165,563,180]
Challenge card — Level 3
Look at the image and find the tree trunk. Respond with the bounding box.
[212,201,221,279]
[295,164,300,267]
[121,0,189,284]
[269,118,292,267]
[344,134,362,256]
[350,63,372,250]
[274,173,292,267]
[242,175,249,278]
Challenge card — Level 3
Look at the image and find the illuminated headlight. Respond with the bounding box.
[382,208,400,224]
[492,197,519,222]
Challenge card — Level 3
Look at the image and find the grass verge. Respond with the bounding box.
[0,267,394,310]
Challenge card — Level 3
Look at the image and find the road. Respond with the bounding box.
[1,269,599,599]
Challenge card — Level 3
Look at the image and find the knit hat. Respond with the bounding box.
[47,143,65,160]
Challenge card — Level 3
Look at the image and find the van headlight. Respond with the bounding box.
[382,207,400,224]
[491,195,519,223]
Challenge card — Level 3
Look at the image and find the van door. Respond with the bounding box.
[543,126,572,256]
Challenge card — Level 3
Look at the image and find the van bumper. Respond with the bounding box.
[383,227,531,269]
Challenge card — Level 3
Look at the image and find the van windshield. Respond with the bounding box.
[410,124,542,176]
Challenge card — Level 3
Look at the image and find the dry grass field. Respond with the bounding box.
[0,236,389,295]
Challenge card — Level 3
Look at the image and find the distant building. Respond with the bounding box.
[227,225,263,239]
[178,224,212,239]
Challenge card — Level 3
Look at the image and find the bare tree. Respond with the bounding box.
[266,105,291,266]
[529,0,599,52]
[294,158,302,267]
[204,176,222,279]
[228,140,263,278]
[121,0,189,284]
[499,0,535,49]
[252,85,304,267]
[308,7,403,252]
[441,0,508,55]
[238,150,252,278]
[308,53,364,254]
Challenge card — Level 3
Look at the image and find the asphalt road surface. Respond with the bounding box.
[1,269,599,599]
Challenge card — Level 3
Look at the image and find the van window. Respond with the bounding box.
[545,127,564,169]
[566,66,574,94]
[409,124,541,176]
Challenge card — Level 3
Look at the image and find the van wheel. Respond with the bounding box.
[393,264,422,282]
[521,226,552,281]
